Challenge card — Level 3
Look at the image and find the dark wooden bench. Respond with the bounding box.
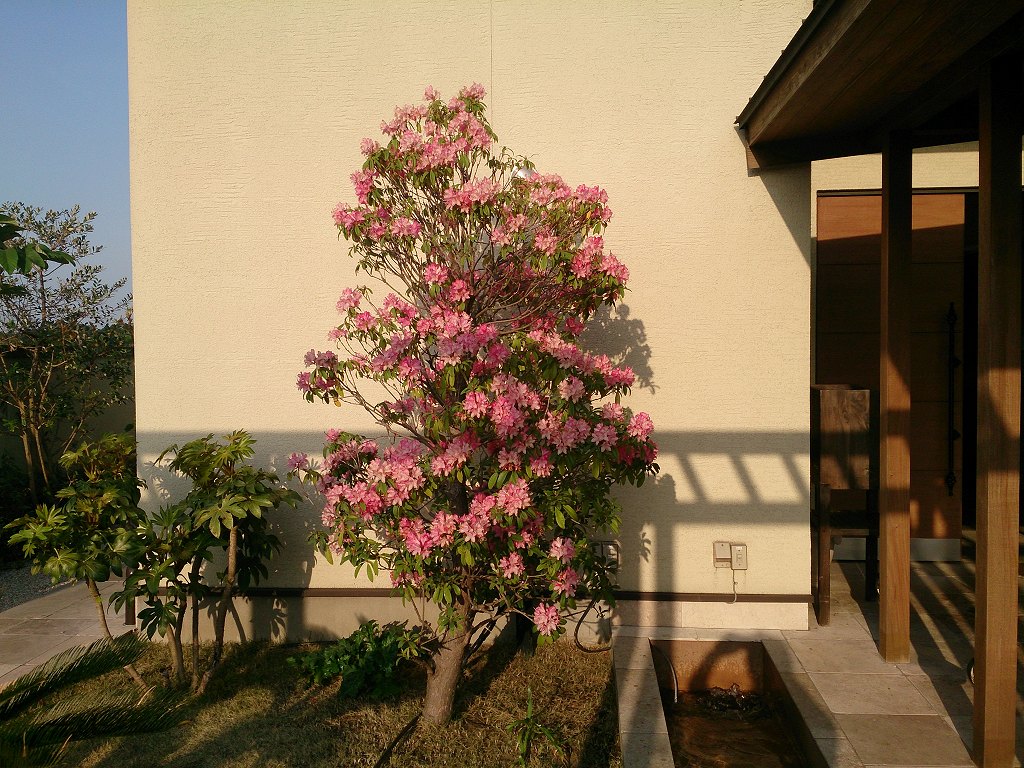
[811,386,879,626]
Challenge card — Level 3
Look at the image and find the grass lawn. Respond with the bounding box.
[56,638,621,768]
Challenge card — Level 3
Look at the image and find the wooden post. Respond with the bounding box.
[974,56,1021,768]
[879,132,912,663]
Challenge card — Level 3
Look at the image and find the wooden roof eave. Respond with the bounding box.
[737,0,1024,171]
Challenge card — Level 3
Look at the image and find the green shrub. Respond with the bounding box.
[289,620,428,700]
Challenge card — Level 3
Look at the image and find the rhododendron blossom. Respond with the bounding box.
[553,568,579,597]
[292,86,657,725]
[549,537,576,563]
[533,603,561,636]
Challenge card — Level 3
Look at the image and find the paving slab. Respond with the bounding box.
[0,579,135,689]
[837,714,974,767]
[809,671,934,715]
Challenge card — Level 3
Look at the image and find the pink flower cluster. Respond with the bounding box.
[336,288,363,313]
[533,603,560,635]
[494,478,531,516]
[627,412,655,441]
[351,170,375,205]
[391,217,421,238]
[499,552,525,578]
[553,568,579,597]
[538,413,591,455]
[424,263,449,284]
[458,492,496,542]
[443,178,502,213]
[530,331,636,389]
[549,537,576,563]
[373,85,492,174]
[430,432,479,476]
[534,228,559,256]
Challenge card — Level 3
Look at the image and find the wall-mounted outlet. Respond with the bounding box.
[713,541,732,568]
[730,543,748,570]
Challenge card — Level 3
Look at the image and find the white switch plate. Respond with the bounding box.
[730,543,748,570]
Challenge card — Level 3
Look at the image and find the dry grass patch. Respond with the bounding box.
[56,638,620,768]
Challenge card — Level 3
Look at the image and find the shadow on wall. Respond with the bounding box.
[582,302,656,394]
[135,302,810,641]
[739,128,813,269]
[132,430,810,642]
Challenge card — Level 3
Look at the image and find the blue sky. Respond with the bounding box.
[1,2,131,289]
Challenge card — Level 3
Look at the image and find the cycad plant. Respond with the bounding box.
[0,633,183,767]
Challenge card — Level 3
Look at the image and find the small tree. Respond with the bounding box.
[293,85,658,725]
[114,431,299,692]
[0,203,132,503]
[7,433,148,688]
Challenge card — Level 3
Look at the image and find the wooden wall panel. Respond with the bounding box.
[816,264,963,335]
[816,193,965,542]
[910,331,963,403]
[817,331,961,403]
[911,471,962,539]
[911,401,962,472]
[818,196,882,264]
[817,194,964,265]
[816,332,880,389]
[909,264,962,331]
[817,265,881,333]
[912,195,967,263]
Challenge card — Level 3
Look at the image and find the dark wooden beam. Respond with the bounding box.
[973,55,1021,768]
[799,1,1024,141]
[741,0,881,148]
[878,131,912,663]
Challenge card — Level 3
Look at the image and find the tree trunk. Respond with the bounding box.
[188,555,203,691]
[421,599,472,726]
[168,621,186,686]
[31,424,50,493]
[19,428,38,504]
[87,578,147,689]
[196,526,237,694]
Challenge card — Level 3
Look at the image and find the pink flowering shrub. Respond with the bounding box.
[294,85,657,723]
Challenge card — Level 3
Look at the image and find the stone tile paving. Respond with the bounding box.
[0,580,133,687]
[612,634,674,768]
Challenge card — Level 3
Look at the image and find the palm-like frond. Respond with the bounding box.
[0,633,186,766]
[20,688,184,747]
[0,633,146,720]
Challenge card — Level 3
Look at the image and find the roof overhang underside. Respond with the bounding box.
[737,0,1024,170]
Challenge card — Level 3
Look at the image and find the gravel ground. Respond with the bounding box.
[0,563,72,613]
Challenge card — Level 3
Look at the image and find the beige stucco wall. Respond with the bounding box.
[128,0,813,634]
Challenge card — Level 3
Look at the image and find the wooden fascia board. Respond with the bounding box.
[745,125,981,171]
[740,1,1024,170]
[740,0,873,149]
